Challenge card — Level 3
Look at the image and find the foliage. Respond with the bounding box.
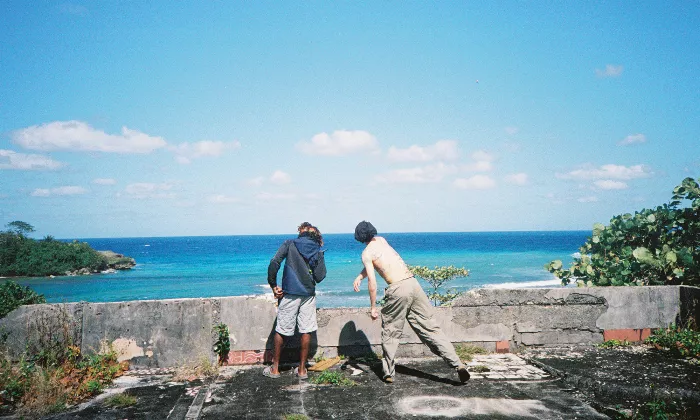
[645,322,700,359]
[282,414,309,420]
[0,222,108,277]
[0,280,46,318]
[408,265,469,306]
[310,370,356,387]
[172,355,218,382]
[454,344,488,362]
[470,365,490,373]
[597,339,632,349]
[103,392,137,408]
[6,221,34,236]
[545,177,700,287]
[212,323,231,365]
[0,342,127,416]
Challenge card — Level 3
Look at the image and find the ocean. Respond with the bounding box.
[12,231,589,308]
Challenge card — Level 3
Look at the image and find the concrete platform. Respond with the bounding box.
[46,354,607,419]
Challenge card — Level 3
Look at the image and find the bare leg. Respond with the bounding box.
[271,332,285,375]
[298,333,310,376]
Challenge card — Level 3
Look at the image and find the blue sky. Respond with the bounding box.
[1,1,698,238]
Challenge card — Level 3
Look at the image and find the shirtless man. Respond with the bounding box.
[352,221,470,383]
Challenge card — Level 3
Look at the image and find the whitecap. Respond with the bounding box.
[484,279,563,289]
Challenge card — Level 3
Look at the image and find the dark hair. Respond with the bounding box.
[354,221,377,243]
[298,222,313,233]
[307,226,324,246]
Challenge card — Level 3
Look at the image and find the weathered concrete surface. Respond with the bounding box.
[524,345,700,418]
[218,296,277,350]
[81,298,214,368]
[1,286,696,368]
[0,302,83,359]
[42,356,609,420]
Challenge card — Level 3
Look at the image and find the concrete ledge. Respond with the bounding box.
[0,286,696,368]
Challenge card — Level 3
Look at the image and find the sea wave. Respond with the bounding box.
[484,279,563,289]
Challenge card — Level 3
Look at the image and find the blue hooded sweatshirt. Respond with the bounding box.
[267,233,326,296]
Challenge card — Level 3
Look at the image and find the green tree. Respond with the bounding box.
[546,177,700,287]
[6,221,34,236]
[0,280,46,318]
[408,265,469,306]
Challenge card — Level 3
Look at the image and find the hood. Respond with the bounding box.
[293,236,321,261]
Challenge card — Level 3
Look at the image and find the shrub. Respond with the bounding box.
[454,344,488,362]
[310,370,356,387]
[0,280,46,318]
[103,392,137,408]
[409,265,469,306]
[546,177,700,287]
[645,323,700,359]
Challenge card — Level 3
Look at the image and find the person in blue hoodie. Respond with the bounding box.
[263,222,326,379]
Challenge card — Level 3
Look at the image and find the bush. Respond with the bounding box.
[546,177,700,287]
[0,280,46,318]
[409,265,469,306]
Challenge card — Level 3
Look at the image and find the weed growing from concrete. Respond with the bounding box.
[645,321,700,359]
[349,352,382,367]
[470,365,490,373]
[103,392,137,408]
[454,344,488,362]
[0,306,127,417]
[172,355,218,382]
[282,414,309,420]
[310,370,356,387]
[598,339,632,348]
[212,323,230,365]
[281,414,309,420]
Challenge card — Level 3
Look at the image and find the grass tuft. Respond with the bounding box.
[310,370,356,387]
[103,392,137,408]
[454,344,488,362]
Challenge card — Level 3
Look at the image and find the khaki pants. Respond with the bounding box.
[380,277,462,378]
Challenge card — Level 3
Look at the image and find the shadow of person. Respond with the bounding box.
[338,321,383,379]
[395,364,463,386]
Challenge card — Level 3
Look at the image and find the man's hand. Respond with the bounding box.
[353,277,362,292]
[370,307,379,320]
[272,286,284,299]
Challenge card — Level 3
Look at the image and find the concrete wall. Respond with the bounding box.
[0,286,696,368]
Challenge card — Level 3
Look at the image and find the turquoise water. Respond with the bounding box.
[11,231,589,308]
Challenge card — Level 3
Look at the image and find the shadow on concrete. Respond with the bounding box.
[395,364,463,386]
[338,321,384,380]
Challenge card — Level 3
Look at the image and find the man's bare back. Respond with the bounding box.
[362,237,413,284]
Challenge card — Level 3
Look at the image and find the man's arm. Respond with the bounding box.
[267,241,289,289]
[361,250,379,320]
[353,267,367,292]
[312,251,327,283]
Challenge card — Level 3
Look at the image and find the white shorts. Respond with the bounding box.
[276,294,318,336]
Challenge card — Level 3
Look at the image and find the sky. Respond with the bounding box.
[1,1,699,238]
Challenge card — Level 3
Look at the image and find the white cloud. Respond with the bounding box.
[595,64,624,78]
[12,121,167,154]
[0,149,64,170]
[578,196,599,203]
[387,140,459,162]
[504,127,519,135]
[297,130,379,156]
[453,175,496,190]
[461,150,495,172]
[169,140,241,164]
[246,176,265,187]
[92,178,117,185]
[256,192,296,201]
[208,194,240,204]
[31,186,88,197]
[557,164,652,181]
[618,134,646,146]
[375,163,457,184]
[505,173,528,186]
[270,170,291,185]
[124,182,175,199]
[594,180,628,190]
